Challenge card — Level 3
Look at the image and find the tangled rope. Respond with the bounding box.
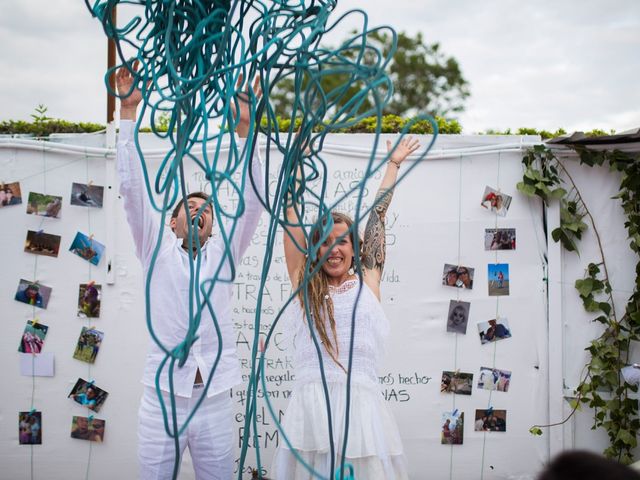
[85,1,437,478]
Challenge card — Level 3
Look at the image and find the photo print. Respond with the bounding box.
[70,182,104,208]
[474,409,507,432]
[77,283,101,318]
[488,263,510,296]
[71,416,106,442]
[0,181,22,207]
[19,411,42,445]
[19,352,54,377]
[69,232,105,266]
[24,230,61,258]
[478,367,512,392]
[18,320,49,354]
[14,279,52,309]
[442,264,474,290]
[447,300,471,334]
[441,371,473,395]
[73,327,104,364]
[26,192,62,218]
[484,228,516,250]
[68,378,108,413]
[481,186,512,217]
[478,318,512,345]
[441,410,464,445]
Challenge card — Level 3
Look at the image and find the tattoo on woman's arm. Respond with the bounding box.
[363,187,394,272]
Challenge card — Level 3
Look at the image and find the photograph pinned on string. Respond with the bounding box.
[442,263,474,289]
[14,279,52,309]
[69,232,105,266]
[478,317,512,345]
[478,366,512,392]
[70,182,104,208]
[26,192,63,218]
[488,263,509,296]
[73,327,104,364]
[474,408,507,432]
[0,181,22,207]
[71,415,106,442]
[480,186,512,217]
[447,300,470,334]
[441,370,473,395]
[68,378,108,412]
[77,283,101,318]
[484,228,516,250]
[441,410,464,445]
[18,411,42,445]
[24,230,62,257]
[18,320,49,354]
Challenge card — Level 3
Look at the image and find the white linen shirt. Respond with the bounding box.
[117,120,263,398]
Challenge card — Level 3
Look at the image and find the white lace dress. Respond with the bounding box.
[272,279,408,479]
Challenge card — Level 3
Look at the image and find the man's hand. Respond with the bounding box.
[117,60,144,121]
[386,135,421,167]
[233,75,262,138]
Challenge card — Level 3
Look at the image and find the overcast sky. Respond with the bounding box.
[1,0,638,133]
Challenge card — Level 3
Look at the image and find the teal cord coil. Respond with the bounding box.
[85,1,437,478]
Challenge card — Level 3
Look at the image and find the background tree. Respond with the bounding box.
[268,31,470,119]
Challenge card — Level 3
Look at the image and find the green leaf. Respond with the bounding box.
[617,429,638,448]
[550,187,567,199]
[517,182,538,196]
[575,278,594,297]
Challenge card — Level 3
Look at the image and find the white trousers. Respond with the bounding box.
[138,385,233,480]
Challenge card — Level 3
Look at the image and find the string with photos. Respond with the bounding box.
[24,144,49,477]
[480,152,503,480]
[86,1,437,478]
[81,151,96,478]
[447,154,464,478]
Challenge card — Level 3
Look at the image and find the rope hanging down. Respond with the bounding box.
[86,1,437,478]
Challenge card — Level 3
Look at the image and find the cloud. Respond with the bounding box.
[1,0,638,133]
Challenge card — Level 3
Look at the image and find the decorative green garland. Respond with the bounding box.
[518,144,640,464]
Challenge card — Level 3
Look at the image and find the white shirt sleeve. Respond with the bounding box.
[216,136,265,266]
[116,120,161,264]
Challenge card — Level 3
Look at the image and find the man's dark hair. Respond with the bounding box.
[171,192,211,219]
[538,450,640,480]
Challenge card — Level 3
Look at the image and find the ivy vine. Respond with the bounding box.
[517,144,640,464]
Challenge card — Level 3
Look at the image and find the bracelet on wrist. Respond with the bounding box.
[388,160,401,168]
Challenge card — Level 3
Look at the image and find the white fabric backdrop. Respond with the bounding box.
[1,131,629,479]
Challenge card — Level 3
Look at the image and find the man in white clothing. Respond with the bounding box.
[116,62,263,480]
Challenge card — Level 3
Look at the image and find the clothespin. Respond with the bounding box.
[87,180,94,187]
[486,406,494,416]
[452,409,459,417]
[87,280,95,287]
[453,368,460,377]
[29,408,36,415]
[88,325,96,332]
[88,414,94,424]
[35,229,44,236]
[87,379,95,386]
[259,337,265,353]
[32,317,39,325]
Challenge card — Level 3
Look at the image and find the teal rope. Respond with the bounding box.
[86,2,438,478]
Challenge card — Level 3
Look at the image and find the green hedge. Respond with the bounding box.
[0,119,105,137]
[0,116,615,139]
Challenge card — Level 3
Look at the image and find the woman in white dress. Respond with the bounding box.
[271,136,421,479]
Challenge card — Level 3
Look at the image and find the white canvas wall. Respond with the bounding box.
[1,132,635,480]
